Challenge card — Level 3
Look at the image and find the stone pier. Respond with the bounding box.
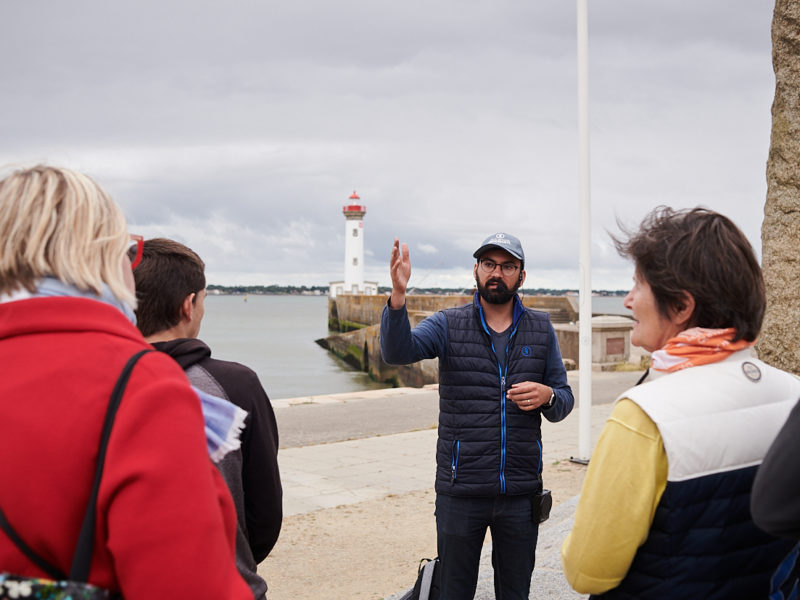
[317,294,634,388]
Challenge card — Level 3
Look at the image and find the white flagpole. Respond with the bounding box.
[575,0,592,463]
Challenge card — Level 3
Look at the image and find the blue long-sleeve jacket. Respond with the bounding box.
[381,293,574,496]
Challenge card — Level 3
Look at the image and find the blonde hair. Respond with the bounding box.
[0,165,136,307]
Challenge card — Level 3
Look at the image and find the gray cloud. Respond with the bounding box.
[0,1,775,290]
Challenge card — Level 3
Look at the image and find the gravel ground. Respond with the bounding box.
[259,458,587,600]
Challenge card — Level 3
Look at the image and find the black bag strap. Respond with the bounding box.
[70,349,152,580]
[0,505,66,579]
[0,349,152,582]
[417,559,437,600]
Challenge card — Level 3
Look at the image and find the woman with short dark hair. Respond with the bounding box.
[614,206,765,342]
[561,206,800,599]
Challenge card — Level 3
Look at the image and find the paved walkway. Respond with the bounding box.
[278,392,614,517]
[275,378,626,599]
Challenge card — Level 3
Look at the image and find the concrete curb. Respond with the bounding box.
[271,384,440,409]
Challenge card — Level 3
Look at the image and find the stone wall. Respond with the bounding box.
[759,0,800,375]
[554,324,578,368]
[318,309,439,386]
[328,293,578,331]
[590,316,635,369]
[319,294,629,387]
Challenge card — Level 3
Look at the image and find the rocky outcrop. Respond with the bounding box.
[316,311,439,386]
[759,0,800,375]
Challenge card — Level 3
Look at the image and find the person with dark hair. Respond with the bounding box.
[131,238,282,600]
[752,398,800,539]
[130,238,207,339]
[751,398,800,599]
[561,206,800,599]
[381,232,574,600]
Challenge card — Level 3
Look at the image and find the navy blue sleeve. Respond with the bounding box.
[541,323,574,423]
[380,300,447,364]
[751,397,800,539]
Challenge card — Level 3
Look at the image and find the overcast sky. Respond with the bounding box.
[0,1,776,291]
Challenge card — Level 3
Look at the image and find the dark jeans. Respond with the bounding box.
[435,493,538,600]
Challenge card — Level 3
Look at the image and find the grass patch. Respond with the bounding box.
[610,355,651,371]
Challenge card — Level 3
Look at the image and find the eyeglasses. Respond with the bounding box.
[128,234,143,270]
[478,258,520,276]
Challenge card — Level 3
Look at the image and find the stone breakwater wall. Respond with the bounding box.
[318,294,589,388]
[326,294,578,333]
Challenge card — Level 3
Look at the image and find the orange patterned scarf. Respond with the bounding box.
[651,327,755,373]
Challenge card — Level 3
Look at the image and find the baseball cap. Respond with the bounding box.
[473,232,525,262]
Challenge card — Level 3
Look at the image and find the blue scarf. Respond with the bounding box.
[1,278,246,463]
[0,276,138,324]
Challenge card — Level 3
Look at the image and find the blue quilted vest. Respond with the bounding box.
[435,295,551,497]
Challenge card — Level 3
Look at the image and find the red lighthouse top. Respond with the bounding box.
[343,189,366,216]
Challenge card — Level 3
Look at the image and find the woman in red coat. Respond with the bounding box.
[0,165,252,599]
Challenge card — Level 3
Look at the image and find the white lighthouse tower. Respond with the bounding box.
[329,190,378,298]
[343,191,366,293]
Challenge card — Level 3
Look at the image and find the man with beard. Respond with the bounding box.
[381,232,574,600]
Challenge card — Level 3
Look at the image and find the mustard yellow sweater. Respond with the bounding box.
[560,399,668,595]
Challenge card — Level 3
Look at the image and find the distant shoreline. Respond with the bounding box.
[207,285,628,297]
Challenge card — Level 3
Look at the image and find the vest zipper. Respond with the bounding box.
[537,439,542,475]
[500,373,507,493]
[500,324,519,494]
[451,440,460,483]
[477,299,521,496]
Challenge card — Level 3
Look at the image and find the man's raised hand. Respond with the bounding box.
[389,237,411,309]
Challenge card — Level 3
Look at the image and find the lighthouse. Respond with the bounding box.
[343,191,366,293]
[329,190,378,298]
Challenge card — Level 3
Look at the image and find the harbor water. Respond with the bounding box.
[200,294,388,400]
[199,293,629,400]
